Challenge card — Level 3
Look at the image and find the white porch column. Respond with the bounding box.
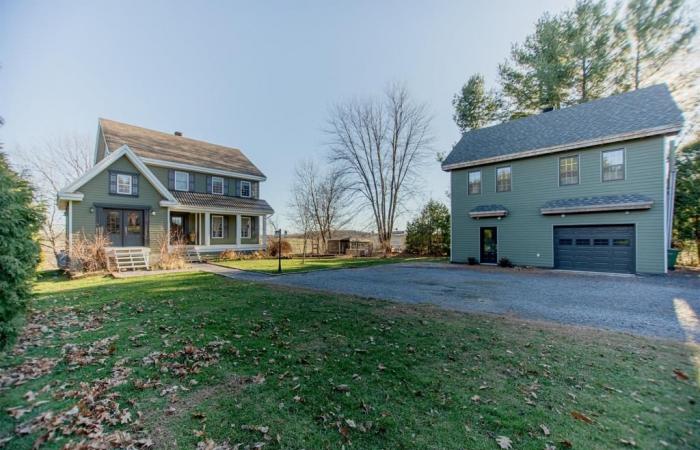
[204,212,211,246]
[235,214,241,246]
[262,215,267,248]
[166,208,170,246]
[67,201,73,252]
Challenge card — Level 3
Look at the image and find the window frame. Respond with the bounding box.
[495,166,512,193]
[116,173,133,195]
[211,215,224,239]
[467,170,482,195]
[241,216,251,238]
[601,148,625,182]
[174,170,190,191]
[558,154,580,186]
[240,180,252,198]
[211,176,225,195]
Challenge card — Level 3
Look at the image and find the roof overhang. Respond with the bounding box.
[469,210,509,219]
[441,124,682,171]
[540,201,653,215]
[169,205,274,215]
[57,144,178,210]
[141,157,267,181]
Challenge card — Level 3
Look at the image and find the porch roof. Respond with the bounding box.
[172,191,274,214]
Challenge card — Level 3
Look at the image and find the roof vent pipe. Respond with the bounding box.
[174,131,183,136]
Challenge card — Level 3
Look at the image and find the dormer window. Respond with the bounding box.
[240,180,251,198]
[212,176,224,195]
[174,171,190,191]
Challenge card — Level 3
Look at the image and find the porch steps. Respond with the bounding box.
[185,247,202,263]
[107,247,150,272]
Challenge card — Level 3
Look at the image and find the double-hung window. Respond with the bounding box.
[496,166,512,192]
[240,180,251,198]
[241,216,251,238]
[116,174,133,195]
[602,149,625,181]
[174,171,190,191]
[211,215,224,239]
[468,170,481,195]
[559,155,579,186]
[212,176,224,195]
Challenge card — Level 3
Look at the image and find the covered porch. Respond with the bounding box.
[168,208,268,252]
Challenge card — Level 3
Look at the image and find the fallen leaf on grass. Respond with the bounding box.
[495,435,512,449]
[571,410,594,424]
[673,369,689,381]
[334,384,350,393]
[540,424,550,436]
[619,438,636,446]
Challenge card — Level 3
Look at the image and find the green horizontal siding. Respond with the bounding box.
[450,136,666,273]
[70,155,167,255]
[147,165,259,198]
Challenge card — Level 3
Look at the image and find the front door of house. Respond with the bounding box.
[100,208,144,247]
[480,227,498,264]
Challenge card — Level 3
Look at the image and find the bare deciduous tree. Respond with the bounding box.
[292,159,350,253]
[288,170,316,262]
[327,84,433,254]
[16,135,93,262]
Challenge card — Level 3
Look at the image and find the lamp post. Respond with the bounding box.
[276,229,287,273]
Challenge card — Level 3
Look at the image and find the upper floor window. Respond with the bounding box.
[468,170,481,195]
[559,155,579,186]
[174,171,190,191]
[116,174,133,195]
[240,180,251,198]
[212,176,224,195]
[496,166,511,192]
[602,149,625,182]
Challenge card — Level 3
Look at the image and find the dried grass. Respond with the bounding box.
[157,234,187,270]
[219,249,238,260]
[68,229,110,274]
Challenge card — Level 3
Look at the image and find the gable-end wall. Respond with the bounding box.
[449,136,666,273]
[69,155,168,256]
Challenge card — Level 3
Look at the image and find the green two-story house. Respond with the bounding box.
[58,119,274,265]
[442,85,683,274]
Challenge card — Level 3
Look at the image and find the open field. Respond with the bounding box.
[212,256,443,274]
[0,271,697,449]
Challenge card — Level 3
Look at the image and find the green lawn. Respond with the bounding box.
[213,255,444,274]
[0,271,698,449]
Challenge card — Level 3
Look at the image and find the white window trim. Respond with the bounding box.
[467,169,481,195]
[241,216,251,238]
[558,154,580,186]
[601,148,626,182]
[212,176,225,195]
[116,173,133,195]
[211,215,224,239]
[174,171,190,191]
[240,180,252,198]
[495,166,512,193]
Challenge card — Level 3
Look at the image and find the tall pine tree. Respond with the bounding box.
[452,74,501,132]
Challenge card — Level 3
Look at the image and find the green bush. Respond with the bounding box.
[405,200,450,256]
[0,152,42,350]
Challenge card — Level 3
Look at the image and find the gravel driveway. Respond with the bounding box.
[203,262,700,342]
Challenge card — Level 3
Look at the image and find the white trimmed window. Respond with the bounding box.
[116,174,133,195]
[559,155,579,186]
[174,171,190,191]
[468,170,481,195]
[496,166,512,192]
[240,180,251,198]
[212,176,224,195]
[602,149,625,181]
[211,215,224,239]
[241,216,251,238]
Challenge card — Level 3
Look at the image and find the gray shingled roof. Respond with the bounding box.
[100,118,266,178]
[470,204,509,213]
[443,84,683,170]
[172,191,274,214]
[540,194,653,214]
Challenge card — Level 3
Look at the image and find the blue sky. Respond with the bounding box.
[0,0,575,231]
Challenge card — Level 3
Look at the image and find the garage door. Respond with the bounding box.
[554,225,635,273]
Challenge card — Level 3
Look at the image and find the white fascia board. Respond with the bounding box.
[58,192,84,201]
[141,157,267,181]
[159,200,179,207]
[540,201,653,215]
[441,125,682,171]
[469,210,508,218]
[60,145,178,204]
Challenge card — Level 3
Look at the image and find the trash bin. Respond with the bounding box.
[667,248,680,271]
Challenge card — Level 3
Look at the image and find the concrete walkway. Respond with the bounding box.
[199,262,700,342]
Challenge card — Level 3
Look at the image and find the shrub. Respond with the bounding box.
[68,229,110,274]
[498,257,514,268]
[267,239,293,257]
[467,257,478,265]
[405,200,451,256]
[219,249,238,261]
[0,152,43,350]
[157,236,187,270]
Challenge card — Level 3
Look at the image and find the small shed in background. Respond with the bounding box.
[327,237,373,257]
